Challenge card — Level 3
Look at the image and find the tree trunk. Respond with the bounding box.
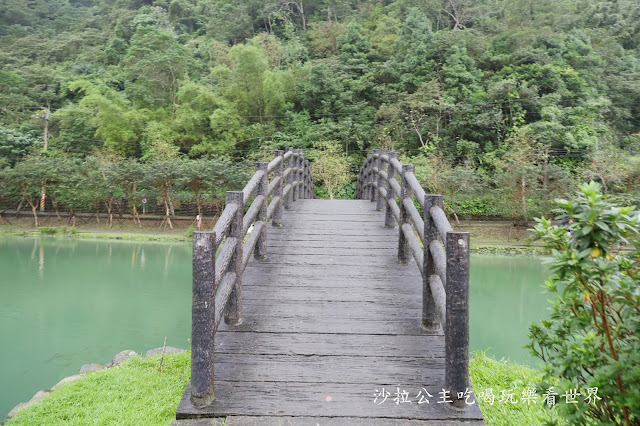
[168,194,176,218]
[28,199,39,228]
[105,199,113,229]
[164,196,174,230]
[196,193,202,217]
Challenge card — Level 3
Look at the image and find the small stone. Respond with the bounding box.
[78,362,107,374]
[109,350,139,367]
[145,346,186,357]
[52,374,83,390]
[6,390,53,419]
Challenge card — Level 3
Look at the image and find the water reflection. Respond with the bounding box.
[0,237,193,419]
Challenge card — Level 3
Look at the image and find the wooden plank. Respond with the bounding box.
[214,332,444,358]
[225,417,486,426]
[178,382,484,420]
[210,353,445,384]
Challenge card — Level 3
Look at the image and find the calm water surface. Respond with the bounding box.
[0,237,550,418]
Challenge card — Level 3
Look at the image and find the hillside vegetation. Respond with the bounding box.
[1,0,639,221]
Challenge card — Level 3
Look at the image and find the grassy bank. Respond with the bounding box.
[6,351,560,425]
[1,219,547,253]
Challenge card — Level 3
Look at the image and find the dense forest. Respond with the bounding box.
[1,0,639,224]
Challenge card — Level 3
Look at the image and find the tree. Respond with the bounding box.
[2,156,56,227]
[529,182,640,425]
[310,141,350,199]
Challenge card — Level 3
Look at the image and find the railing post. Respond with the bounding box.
[255,162,268,259]
[385,152,398,228]
[422,194,440,330]
[285,147,293,209]
[445,231,470,407]
[376,149,387,211]
[365,154,373,200]
[298,152,305,200]
[304,159,310,199]
[273,150,284,227]
[370,149,379,203]
[224,191,243,325]
[292,149,300,202]
[397,164,414,264]
[190,231,216,408]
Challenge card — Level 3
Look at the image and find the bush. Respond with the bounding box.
[528,181,640,425]
[184,226,195,239]
[39,226,58,235]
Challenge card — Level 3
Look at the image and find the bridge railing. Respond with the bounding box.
[355,149,470,407]
[189,148,314,408]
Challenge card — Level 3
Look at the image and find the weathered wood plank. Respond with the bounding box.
[213,332,445,358]
[178,382,484,420]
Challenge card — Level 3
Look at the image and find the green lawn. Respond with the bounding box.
[7,350,562,425]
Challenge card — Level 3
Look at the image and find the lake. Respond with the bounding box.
[0,237,550,419]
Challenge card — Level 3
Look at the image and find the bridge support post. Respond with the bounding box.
[445,231,470,408]
[225,191,244,326]
[422,195,440,330]
[385,152,398,228]
[397,164,414,264]
[365,154,372,200]
[190,231,216,408]
[304,159,311,199]
[299,153,305,199]
[273,150,284,227]
[285,147,293,209]
[255,162,268,259]
[376,149,387,211]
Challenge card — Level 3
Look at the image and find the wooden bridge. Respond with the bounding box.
[176,149,484,425]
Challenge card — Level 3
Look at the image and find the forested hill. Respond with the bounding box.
[1,0,639,219]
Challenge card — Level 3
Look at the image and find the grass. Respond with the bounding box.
[470,351,562,425]
[6,350,562,425]
[0,226,190,243]
[6,353,191,426]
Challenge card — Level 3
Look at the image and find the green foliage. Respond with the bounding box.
[310,141,352,199]
[38,226,59,235]
[6,352,191,426]
[529,182,640,424]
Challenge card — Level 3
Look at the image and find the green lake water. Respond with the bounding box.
[0,237,550,419]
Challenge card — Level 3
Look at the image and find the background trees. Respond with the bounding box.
[0,0,638,218]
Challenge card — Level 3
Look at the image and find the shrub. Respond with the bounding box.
[39,226,58,235]
[528,181,640,425]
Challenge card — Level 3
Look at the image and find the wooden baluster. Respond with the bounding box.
[255,162,268,259]
[385,152,398,228]
[305,159,310,199]
[298,152,304,200]
[273,150,284,227]
[292,149,299,202]
[224,191,243,325]
[397,164,414,264]
[365,154,373,200]
[370,149,379,203]
[190,231,216,407]
[376,149,387,211]
[422,194,440,330]
[445,231,470,407]
[285,147,293,209]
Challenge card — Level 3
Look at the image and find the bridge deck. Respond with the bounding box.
[177,199,484,424]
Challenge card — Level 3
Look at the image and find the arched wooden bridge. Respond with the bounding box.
[176,149,485,425]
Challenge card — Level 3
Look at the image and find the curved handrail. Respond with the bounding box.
[189,148,315,408]
[355,148,470,407]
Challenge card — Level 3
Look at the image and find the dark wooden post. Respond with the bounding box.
[445,231,470,407]
[365,154,372,200]
[273,150,284,227]
[397,164,414,263]
[422,194,440,330]
[285,147,293,209]
[370,149,379,203]
[190,231,216,407]
[255,162,268,259]
[376,149,387,211]
[305,159,310,199]
[292,149,300,202]
[298,150,306,199]
[385,152,398,228]
[224,191,243,325]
